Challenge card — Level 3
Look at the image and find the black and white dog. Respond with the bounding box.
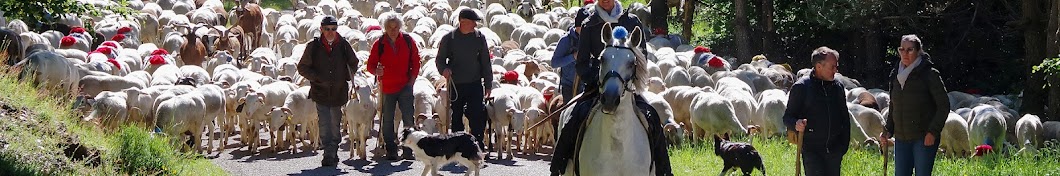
[400,128,484,176]
[714,133,766,176]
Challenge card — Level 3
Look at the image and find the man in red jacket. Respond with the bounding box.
[366,12,421,161]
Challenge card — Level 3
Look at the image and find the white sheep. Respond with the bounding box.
[345,80,378,160]
[78,74,148,97]
[689,90,746,141]
[755,89,788,136]
[1015,114,1044,155]
[486,85,523,159]
[847,103,885,141]
[716,77,757,128]
[940,111,971,157]
[238,81,298,153]
[968,104,1007,149]
[87,91,129,130]
[155,91,215,154]
[267,86,319,153]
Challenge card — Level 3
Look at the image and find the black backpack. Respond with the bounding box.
[375,34,416,81]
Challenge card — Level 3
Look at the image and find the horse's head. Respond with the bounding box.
[597,23,646,114]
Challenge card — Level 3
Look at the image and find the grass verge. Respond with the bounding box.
[0,57,226,175]
[670,135,1060,175]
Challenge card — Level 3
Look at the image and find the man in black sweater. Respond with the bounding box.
[783,47,851,176]
[435,9,494,150]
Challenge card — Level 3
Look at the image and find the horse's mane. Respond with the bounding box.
[629,43,647,92]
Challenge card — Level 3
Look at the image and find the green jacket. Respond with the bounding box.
[885,54,950,141]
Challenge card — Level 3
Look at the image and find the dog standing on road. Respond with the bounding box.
[714,133,766,176]
[400,128,484,176]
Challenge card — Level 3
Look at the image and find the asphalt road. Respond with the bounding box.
[207,120,554,176]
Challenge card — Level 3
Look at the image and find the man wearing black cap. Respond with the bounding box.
[297,15,359,167]
[435,9,493,151]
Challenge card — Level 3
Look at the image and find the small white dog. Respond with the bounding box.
[400,128,485,176]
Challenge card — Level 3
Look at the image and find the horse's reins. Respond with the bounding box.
[527,44,637,130]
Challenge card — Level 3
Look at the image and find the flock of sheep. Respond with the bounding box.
[5,0,1060,161]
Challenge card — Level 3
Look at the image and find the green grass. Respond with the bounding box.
[670,136,1060,176]
[0,56,226,175]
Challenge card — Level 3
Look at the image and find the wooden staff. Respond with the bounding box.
[795,130,805,176]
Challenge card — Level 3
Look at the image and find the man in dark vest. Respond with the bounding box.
[296,16,359,167]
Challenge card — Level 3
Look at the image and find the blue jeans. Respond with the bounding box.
[381,85,415,156]
[894,137,940,176]
[316,105,343,162]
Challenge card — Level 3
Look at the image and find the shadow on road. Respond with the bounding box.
[288,166,349,176]
[344,160,414,175]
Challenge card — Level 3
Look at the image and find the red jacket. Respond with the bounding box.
[367,33,421,94]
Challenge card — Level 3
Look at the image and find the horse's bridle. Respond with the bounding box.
[599,45,637,91]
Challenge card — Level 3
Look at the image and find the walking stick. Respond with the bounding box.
[794,130,805,176]
[882,140,889,176]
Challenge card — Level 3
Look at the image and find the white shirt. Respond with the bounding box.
[897,57,922,89]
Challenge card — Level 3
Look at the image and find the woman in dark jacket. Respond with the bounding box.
[880,34,949,176]
[783,46,850,176]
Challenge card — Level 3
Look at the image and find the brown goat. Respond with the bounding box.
[179,24,207,66]
[235,1,263,52]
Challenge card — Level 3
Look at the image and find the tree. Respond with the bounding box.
[1020,0,1049,118]
[732,0,752,62]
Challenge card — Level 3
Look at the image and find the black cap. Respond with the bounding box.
[321,15,338,26]
[574,8,589,27]
[458,9,481,21]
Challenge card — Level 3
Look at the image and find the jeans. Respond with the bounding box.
[381,85,415,156]
[316,105,343,163]
[802,149,844,176]
[894,137,940,176]
[449,83,487,149]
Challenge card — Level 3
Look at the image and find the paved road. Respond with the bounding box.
[208,120,554,176]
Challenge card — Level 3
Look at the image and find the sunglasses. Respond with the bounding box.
[897,47,916,53]
[322,27,337,31]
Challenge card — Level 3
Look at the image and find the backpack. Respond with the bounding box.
[375,34,416,81]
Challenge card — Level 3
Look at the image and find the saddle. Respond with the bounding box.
[550,92,673,176]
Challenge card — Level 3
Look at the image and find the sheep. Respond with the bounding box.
[716,77,757,128]
[196,84,228,152]
[15,49,82,96]
[968,104,1007,150]
[151,64,181,86]
[78,74,148,97]
[237,81,297,153]
[663,67,691,87]
[485,85,523,159]
[659,86,701,136]
[1015,114,1044,155]
[1043,121,1060,143]
[267,86,319,153]
[847,103,885,142]
[178,65,211,86]
[513,85,549,154]
[641,91,683,147]
[688,66,714,88]
[344,80,378,160]
[848,110,879,149]
[86,91,129,130]
[755,89,788,136]
[123,87,163,128]
[939,111,971,157]
[646,77,667,94]
[689,90,746,141]
[155,91,215,154]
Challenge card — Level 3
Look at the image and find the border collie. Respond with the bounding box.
[714,133,766,176]
[400,128,484,176]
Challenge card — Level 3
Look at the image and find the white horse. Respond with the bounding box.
[557,24,657,176]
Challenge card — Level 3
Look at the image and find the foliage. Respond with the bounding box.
[115,126,176,175]
[1032,55,1060,86]
[0,0,135,31]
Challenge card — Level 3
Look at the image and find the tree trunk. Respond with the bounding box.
[1047,1,1060,120]
[681,0,695,41]
[1021,0,1048,118]
[733,0,753,63]
[758,0,778,62]
[863,18,884,88]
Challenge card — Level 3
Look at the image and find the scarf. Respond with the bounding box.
[595,1,624,23]
[897,56,922,89]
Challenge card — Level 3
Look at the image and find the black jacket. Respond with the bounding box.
[576,6,647,92]
[783,72,851,154]
[297,37,359,107]
[885,54,949,141]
